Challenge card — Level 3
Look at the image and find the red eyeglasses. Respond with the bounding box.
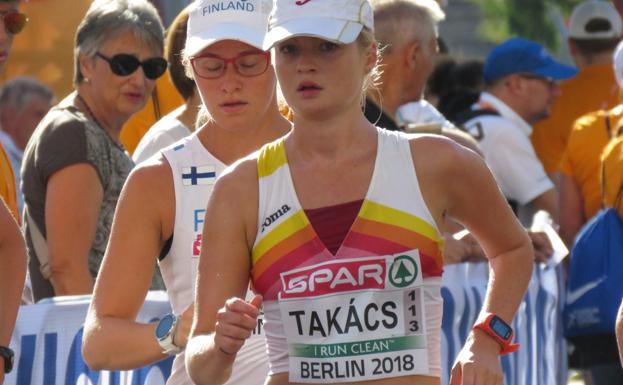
[191,51,271,79]
[1,11,28,35]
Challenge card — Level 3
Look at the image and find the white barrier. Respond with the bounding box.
[5,272,568,385]
[5,291,173,385]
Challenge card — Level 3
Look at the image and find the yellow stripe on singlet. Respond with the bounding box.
[257,138,287,178]
[252,209,311,265]
[359,200,442,244]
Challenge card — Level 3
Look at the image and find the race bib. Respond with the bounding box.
[278,251,428,383]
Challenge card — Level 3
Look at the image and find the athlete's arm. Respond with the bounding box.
[45,163,103,295]
[82,159,179,370]
[0,199,26,378]
[412,136,533,385]
[186,159,260,385]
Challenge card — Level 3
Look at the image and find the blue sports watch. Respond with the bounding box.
[156,313,182,355]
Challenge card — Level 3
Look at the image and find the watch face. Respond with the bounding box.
[490,316,512,340]
[156,314,175,339]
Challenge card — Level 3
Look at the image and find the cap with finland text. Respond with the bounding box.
[483,37,578,84]
[185,0,273,57]
[568,0,622,40]
[263,0,374,50]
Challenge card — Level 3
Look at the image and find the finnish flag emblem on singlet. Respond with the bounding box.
[182,165,216,186]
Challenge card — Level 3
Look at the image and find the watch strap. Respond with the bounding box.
[473,313,519,355]
[0,346,14,373]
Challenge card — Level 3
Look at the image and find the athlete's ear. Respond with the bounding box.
[365,41,378,74]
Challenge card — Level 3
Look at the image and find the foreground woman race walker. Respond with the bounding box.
[186,1,534,385]
[82,1,290,384]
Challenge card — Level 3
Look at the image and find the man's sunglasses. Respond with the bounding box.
[517,73,558,89]
[1,11,28,35]
[95,52,168,80]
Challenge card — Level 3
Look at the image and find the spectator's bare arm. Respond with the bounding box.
[45,163,102,296]
[528,188,559,224]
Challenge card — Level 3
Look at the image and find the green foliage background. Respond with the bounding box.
[468,0,585,50]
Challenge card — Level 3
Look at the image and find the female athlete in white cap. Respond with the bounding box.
[82,1,290,385]
[186,1,533,385]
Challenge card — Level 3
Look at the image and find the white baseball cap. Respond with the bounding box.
[185,0,273,57]
[263,0,374,50]
[568,1,622,40]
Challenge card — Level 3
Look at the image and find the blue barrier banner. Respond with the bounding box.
[5,291,173,385]
[440,262,568,385]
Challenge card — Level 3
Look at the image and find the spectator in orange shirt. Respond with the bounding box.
[0,0,27,221]
[531,1,622,177]
[0,0,27,382]
[559,41,623,246]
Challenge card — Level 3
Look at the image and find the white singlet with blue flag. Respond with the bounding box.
[160,133,268,385]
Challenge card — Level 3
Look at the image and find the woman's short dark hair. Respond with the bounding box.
[73,0,165,85]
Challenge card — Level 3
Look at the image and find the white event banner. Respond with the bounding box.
[4,291,173,385]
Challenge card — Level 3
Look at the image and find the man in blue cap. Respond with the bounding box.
[461,37,577,223]
[453,37,576,385]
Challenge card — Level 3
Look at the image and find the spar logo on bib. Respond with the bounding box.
[388,255,418,288]
[279,253,421,299]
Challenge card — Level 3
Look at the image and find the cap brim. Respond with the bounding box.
[263,17,363,50]
[186,23,265,57]
[533,61,578,81]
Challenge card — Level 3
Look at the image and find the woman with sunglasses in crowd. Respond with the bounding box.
[82,1,290,384]
[21,0,167,302]
[186,1,533,385]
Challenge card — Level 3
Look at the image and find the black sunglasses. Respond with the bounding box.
[95,52,167,80]
[1,11,28,35]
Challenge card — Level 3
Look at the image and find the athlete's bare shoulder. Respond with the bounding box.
[126,153,174,195]
[407,134,488,226]
[205,152,261,247]
[217,149,260,187]
[118,153,176,236]
[408,133,476,173]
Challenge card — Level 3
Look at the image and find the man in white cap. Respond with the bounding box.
[532,0,622,179]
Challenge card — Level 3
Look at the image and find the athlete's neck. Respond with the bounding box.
[197,101,290,165]
[289,104,377,161]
